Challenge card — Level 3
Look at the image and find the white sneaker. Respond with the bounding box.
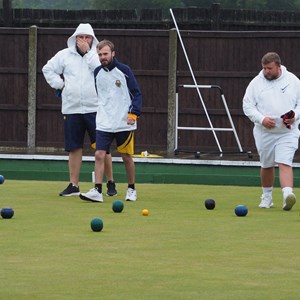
[283,193,296,211]
[258,194,274,208]
[80,188,103,203]
[125,188,137,201]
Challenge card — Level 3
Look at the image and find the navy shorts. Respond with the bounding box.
[63,113,96,152]
[96,130,135,155]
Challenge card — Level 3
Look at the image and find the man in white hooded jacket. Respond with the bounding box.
[42,23,117,197]
[243,52,300,211]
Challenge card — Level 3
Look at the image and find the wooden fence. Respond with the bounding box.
[2,3,300,30]
[1,27,300,156]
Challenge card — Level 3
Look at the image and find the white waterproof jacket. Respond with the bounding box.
[243,65,300,133]
[42,23,100,114]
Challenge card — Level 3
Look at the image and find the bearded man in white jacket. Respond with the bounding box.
[243,52,300,211]
[80,39,142,203]
[42,23,117,197]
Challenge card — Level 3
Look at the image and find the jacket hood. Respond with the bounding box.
[67,23,99,49]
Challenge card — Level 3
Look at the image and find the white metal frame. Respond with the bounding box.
[175,84,243,154]
[170,8,244,156]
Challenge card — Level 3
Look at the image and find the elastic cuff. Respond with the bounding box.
[128,113,137,121]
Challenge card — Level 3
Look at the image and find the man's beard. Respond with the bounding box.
[101,59,112,66]
[264,74,278,81]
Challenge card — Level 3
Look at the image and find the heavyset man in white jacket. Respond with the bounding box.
[243,52,300,211]
[42,24,116,197]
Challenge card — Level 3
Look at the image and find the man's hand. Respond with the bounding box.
[127,117,136,125]
[127,113,137,125]
[76,38,90,54]
[55,89,62,97]
[262,117,276,129]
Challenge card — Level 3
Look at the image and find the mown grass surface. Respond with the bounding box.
[1,180,300,299]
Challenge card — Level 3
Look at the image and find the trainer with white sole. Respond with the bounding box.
[243,52,300,211]
[80,39,142,203]
[80,188,103,202]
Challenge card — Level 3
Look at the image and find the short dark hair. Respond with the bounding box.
[96,39,115,52]
[261,52,281,66]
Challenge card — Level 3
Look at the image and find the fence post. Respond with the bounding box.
[167,28,177,155]
[3,0,12,26]
[27,25,38,153]
[211,3,221,30]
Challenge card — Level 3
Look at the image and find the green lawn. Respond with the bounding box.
[1,180,300,299]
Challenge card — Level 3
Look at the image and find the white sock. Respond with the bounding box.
[282,187,293,198]
[263,187,273,197]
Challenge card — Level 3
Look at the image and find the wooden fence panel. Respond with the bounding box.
[175,31,300,153]
[0,28,28,148]
[1,28,300,155]
[3,5,300,30]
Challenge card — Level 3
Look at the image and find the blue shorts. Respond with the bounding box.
[96,130,135,155]
[63,113,96,152]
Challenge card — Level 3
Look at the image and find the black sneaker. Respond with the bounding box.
[59,183,80,196]
[106,181,117,196]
